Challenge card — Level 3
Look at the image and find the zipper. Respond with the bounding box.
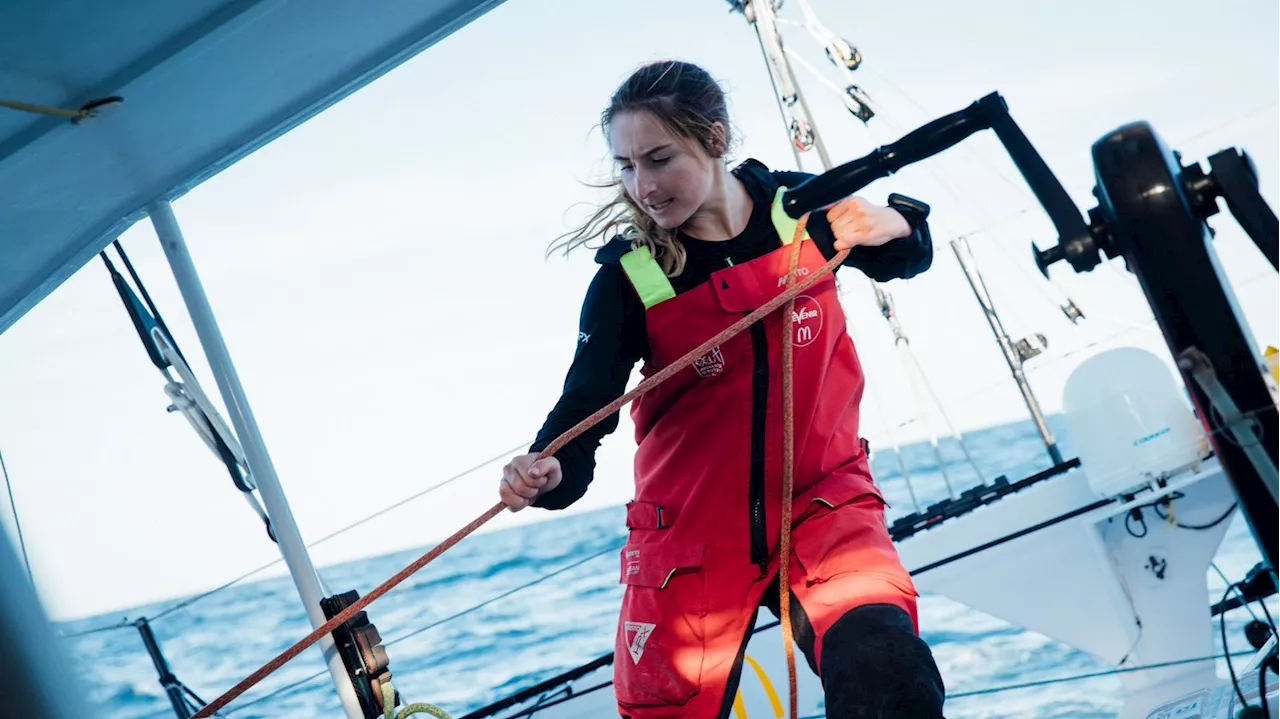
[748,319,770,570]
[726,253,771,572]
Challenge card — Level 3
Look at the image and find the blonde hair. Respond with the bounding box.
[549,60,733,277]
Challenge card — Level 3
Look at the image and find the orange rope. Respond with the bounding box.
[191,235,848,719]
[778,217,810,717]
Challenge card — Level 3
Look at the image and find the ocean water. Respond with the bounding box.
[58,417,1274,719]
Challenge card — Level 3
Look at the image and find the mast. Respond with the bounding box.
[148,200,366,719]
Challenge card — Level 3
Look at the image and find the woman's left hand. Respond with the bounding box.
[828,196,912,251]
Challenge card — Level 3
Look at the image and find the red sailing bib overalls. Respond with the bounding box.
[612,188,920,717]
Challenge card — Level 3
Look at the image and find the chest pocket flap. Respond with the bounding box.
[710,242,829,314]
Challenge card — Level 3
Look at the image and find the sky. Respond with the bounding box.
[1,0,1276,620]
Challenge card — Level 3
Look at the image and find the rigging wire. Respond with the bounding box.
[305,440,532,551]
[134,683,228,719]
[841,312,921,510]
[944,650,1260,701]
[110,240,187,364]
[0,444,34,586]
[382,543,622,649]
[223,541,622,714]
[461,646,1265,719]
[180,681,225,718]
[61,439,532,637]
[1172,99,1280,148]
[781,44,849,99]
[59,617,138,638]
[238,584,1280,717]
[875,265,1269,438]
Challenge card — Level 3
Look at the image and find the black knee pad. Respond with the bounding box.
[819,604,946,719]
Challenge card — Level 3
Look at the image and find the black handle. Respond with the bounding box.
[781,95,996,217]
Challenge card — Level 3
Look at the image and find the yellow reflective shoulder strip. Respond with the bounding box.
[619,245,677,309]
[770,186,811,246]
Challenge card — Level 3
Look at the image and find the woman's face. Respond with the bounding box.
[609,110,717,231]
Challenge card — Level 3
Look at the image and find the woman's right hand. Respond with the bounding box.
[498,453,562,512]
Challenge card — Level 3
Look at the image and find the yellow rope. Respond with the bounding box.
[381,680,452,719]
